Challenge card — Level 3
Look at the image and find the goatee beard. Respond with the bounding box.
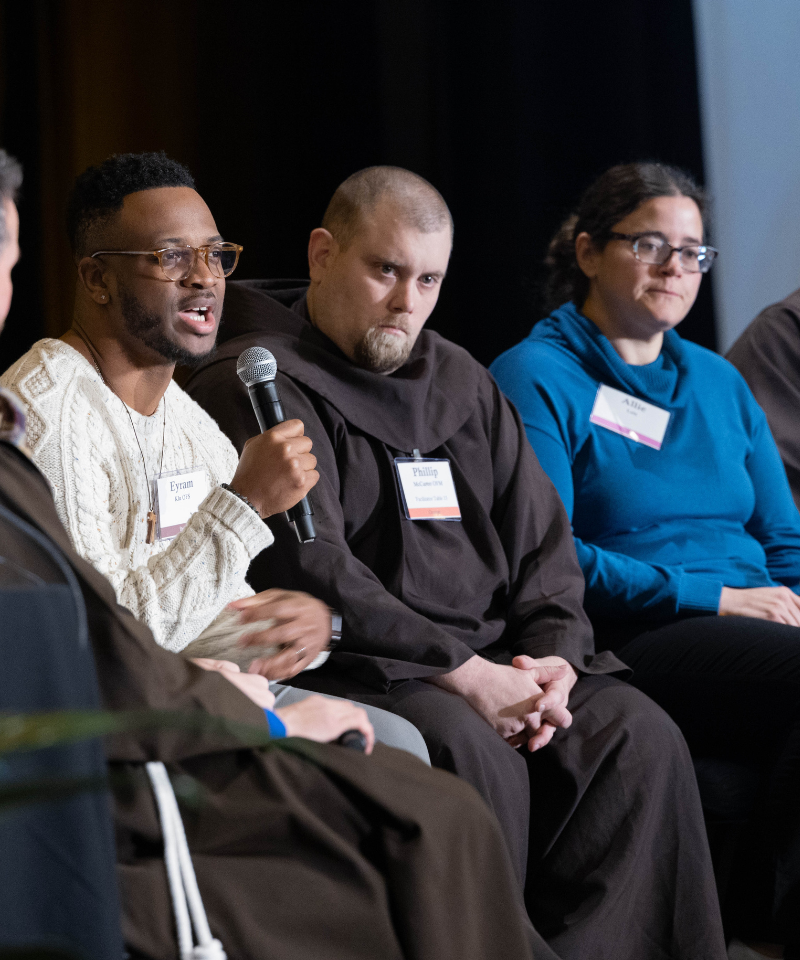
[352,325,413,374]
[119,285,218,368]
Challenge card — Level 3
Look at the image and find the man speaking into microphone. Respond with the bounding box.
[0,152,429,759]
[1,152,322,673]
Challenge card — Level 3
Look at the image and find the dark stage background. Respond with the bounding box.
[0,0,715,371]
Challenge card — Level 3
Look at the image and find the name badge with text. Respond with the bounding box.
[154,466,209,541]
[589,384,670,450]
[394,458,461,521]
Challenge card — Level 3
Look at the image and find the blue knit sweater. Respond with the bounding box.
[489,302,800,620]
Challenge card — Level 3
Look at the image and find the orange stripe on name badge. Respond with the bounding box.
[407,505,462,519]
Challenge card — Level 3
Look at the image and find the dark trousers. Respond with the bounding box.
[596,614,800,943]
[290,668,726,960]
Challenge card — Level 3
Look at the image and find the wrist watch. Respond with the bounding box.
[328,609,343,650]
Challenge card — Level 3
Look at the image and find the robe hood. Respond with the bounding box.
[209,279,480,453]
[532,301,691,410]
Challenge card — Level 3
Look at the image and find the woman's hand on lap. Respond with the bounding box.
[719,586,800,626]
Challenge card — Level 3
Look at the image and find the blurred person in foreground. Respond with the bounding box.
[0,151,428,760]
[186,165,727,960]
[491,161,800,960]
[0,152,547,960]
[0,148,124,960]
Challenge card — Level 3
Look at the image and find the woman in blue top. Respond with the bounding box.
[491,162,800,955]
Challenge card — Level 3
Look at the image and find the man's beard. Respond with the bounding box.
[119,285,218,368]
[352,325,413,374]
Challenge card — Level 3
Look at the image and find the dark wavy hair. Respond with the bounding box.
[543,162,707,314]
[0,149,23,248]
[66,151,195,259]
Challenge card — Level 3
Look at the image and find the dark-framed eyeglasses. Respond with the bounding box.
[608,232,718,273]
[90,242,243,281]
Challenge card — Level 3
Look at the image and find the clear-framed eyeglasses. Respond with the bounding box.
[90,242,243,281]
[608,232,718,274]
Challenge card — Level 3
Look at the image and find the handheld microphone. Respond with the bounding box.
[236,346,316,544]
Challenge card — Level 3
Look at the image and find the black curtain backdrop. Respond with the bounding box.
[0,2,46,372]
[0,0,714,371]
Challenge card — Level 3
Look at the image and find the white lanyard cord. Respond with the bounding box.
[145,762,226,960]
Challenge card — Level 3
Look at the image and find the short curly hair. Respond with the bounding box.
[0,149,23,249]
[66,151,195,260]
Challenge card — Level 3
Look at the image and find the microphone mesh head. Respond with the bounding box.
[237,347,277,386]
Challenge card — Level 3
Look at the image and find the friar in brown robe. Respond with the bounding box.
[0,421,555,960]
[727,287,800,510]
[185,166,726,960]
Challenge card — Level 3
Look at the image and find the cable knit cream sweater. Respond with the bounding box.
[1,339,273,652]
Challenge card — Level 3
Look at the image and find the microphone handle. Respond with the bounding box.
[336,729,368,752]
[247,380,316,543]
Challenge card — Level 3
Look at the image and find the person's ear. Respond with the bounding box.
[575,232,599,280]
[77,256,112,305]
[308,228,338,281]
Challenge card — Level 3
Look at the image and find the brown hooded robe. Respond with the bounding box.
[185,280,726,960]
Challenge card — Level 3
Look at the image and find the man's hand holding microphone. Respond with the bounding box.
[228,418,318,521]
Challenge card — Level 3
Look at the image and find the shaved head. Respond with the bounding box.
[321,166,453,251]
[307,168,452,374]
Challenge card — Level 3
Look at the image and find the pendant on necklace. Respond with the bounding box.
[146,510,157,544]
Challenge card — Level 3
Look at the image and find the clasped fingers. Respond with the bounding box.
[539,701,573,730]
[526,722,558,753]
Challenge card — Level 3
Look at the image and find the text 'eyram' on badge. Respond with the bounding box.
[154,467,209,541]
